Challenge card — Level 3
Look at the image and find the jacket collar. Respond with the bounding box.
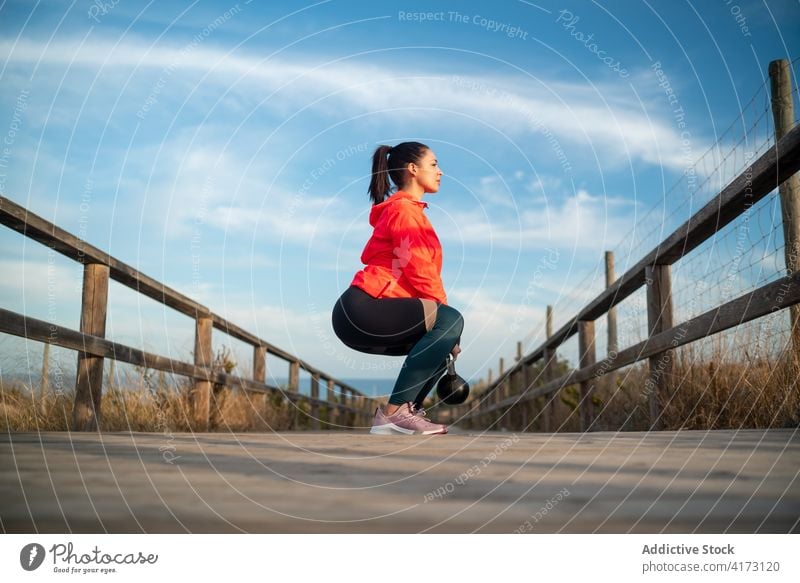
[391,189,428,208]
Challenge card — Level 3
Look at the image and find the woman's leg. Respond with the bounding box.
[411,299,462,409]
[386,304,464,407]
[412,357,447,410]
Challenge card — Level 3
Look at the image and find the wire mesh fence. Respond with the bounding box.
[474,64,800,431]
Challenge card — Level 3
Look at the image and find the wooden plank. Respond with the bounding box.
[578,320,596,432]
[459,270,800,422]
[2,309,214,382]
[1,309,207,379]
[0,309,368,416]
[4,430,797,533]
[72,263,109,431]
[0,195,211,320]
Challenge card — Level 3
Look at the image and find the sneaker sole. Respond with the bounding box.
[370,422,447,435]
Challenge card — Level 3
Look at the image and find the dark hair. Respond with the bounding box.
[367,141,429,205]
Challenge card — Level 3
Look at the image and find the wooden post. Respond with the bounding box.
[356,394,365,428]
[351,393,359,428]
[341,388,349,428]
[283,360,299,430]
[41,342,50,397]
[769,59,800,362]
[514,343,523,430]
[327,379,337,429]
[646,264,674,430]
[504,370,514,430]
[311,373,321,430]
[253,345,267,421]
[289,360,300,392]
[72,263,109,431]
[253,346,266,384]
[498,358,505,406]
[578,320,596,431]
[542,348,555,432]
[520,360,530,431]
[544,305,556,432]
[605,251,618,389]
[192,314,213,431]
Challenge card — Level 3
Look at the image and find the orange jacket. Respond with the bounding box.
[350,190,447,304]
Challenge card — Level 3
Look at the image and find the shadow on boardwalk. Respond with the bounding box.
[1,429,797,533]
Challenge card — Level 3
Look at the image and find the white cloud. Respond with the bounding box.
[474,175,516,209]
[0,36,703,173]
[437,187,638,251]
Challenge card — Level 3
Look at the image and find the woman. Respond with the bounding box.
[331,141,464,435]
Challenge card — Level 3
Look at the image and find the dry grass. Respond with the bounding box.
[465,342,800,432]
[575,345,800,431]
[0,380,300,432]
[4,339,798,433]
[1,347,301,432]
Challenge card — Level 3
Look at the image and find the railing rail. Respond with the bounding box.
[453,82,800,430]
[0,195,375,431]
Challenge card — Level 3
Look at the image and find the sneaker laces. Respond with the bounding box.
[412,404,446,429]
[411,404,429,418]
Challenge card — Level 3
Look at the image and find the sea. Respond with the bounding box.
[2,372,398,400]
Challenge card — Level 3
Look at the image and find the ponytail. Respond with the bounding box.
[367,141,429,205]
[368,145,393,205]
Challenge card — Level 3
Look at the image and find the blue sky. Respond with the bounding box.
[1,0,798,391]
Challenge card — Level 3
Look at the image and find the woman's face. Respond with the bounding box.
[410,149,443,193]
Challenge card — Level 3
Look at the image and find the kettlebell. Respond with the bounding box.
[436,354,470,405]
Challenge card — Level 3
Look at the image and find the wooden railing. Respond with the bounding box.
[449,61,800,431]
[0,196,376,431]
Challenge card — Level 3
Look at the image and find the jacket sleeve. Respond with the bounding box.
[386,203,448,304]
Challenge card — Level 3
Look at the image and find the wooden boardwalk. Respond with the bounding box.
[1,429,797,533]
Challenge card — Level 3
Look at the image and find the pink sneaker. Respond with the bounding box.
[370,403,448,435]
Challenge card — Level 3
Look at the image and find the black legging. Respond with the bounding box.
[332,285,463,407]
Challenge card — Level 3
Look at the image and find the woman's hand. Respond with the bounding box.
[450,344,461,360]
